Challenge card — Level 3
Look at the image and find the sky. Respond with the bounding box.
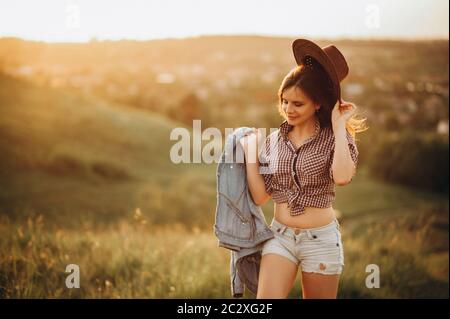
[0,0,448,42]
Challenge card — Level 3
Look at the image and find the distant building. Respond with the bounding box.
[437,119,449,135]
[344,83,364,96]
[156,73,175,84]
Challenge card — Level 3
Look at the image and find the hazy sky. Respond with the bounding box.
[0,0,448,42]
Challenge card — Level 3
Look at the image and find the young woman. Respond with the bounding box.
[240,39,367,299]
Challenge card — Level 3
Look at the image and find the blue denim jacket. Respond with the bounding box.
[213,127,274,298]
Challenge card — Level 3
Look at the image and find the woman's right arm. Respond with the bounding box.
[240,129,271,206]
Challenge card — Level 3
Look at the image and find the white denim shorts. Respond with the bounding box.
[261,217,345,275]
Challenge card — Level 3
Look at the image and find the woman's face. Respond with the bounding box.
[281,86,319,126]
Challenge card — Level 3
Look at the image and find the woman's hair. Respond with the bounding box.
[277,58,368,139]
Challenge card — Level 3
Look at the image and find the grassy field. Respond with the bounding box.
[0,168,448,298]
[0,75,448,298]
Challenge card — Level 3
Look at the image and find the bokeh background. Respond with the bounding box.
[0,0,448,298]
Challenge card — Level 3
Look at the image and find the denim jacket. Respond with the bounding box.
[213,127,274,298]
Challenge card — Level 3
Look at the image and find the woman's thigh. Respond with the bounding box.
[301,272,340,299]
[257,252,298,299]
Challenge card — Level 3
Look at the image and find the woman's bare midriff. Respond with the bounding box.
[274,202,336,229]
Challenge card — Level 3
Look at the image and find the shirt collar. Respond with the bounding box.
[279,118,321,145]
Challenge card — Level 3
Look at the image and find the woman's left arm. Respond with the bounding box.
[330,100,358,185]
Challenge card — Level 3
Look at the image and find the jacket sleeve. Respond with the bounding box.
[230,251,244,298]
[329,129,359,180]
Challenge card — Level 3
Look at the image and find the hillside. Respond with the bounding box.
[0,74,216,227]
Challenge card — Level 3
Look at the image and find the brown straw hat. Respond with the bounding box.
[292,38,349,102]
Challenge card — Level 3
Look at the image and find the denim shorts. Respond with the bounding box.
[261,217,345,275]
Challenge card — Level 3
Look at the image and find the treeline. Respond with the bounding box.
[362,129,449,194]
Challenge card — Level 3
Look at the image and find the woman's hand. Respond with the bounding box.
[239,128,262,163]
[331,99,357,131]
[240,128,272,205]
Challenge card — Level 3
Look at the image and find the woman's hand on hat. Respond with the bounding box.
[331,99,357,130]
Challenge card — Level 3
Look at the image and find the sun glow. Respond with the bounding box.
[0,0,448,42]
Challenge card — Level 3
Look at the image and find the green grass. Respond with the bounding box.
[0,198,447,298]
[0,216,230,298]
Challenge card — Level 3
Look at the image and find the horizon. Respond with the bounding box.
[0,33,448,45]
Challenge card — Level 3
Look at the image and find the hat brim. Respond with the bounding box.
[292,39,341,102]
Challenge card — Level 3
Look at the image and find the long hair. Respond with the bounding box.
[277,59,368,139]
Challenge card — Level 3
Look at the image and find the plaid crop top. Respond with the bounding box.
[258,119,358,216]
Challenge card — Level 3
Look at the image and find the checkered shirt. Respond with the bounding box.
[258,119,358,216]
